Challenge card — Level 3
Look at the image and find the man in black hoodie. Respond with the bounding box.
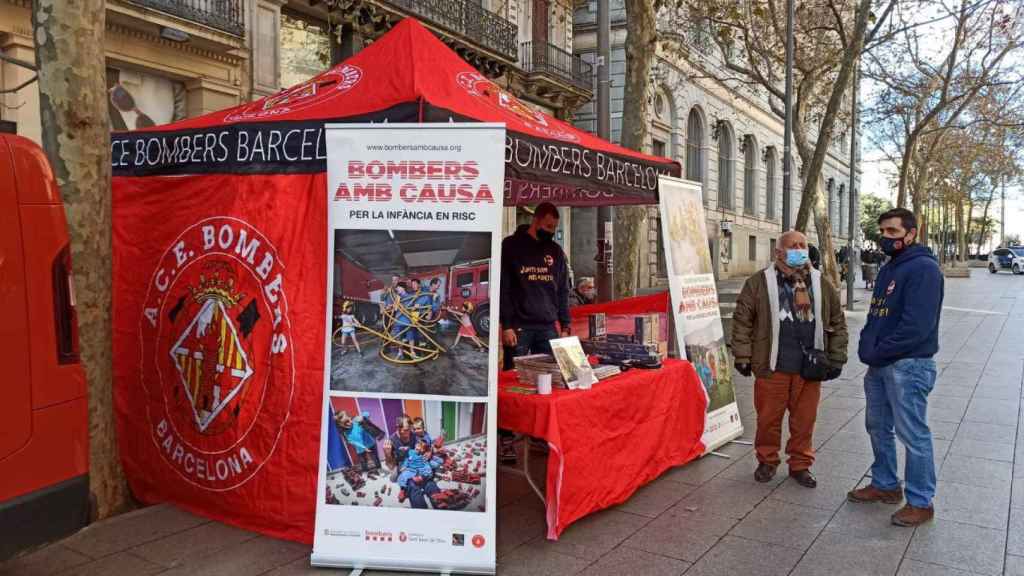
[500,202,571,360]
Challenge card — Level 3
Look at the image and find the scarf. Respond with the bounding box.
[780,265,812,314]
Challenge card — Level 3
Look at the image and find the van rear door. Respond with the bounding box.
[0,136,33,462]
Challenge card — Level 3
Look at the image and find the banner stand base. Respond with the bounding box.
[730,439,753,446]
[708,451,732,459]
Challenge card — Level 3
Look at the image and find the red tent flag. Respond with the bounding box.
[111,18,677,545]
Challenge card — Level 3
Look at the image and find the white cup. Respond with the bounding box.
[537,373,552,395]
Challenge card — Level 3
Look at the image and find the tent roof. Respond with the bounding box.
[111,18,679,205]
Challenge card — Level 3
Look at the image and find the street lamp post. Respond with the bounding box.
[782,0,795,232]
[596,0,613,302]
[847,59,859,311]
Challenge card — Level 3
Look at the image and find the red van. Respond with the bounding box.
[0,134,89,560]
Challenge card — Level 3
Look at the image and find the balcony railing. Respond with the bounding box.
[384,0,518,61]
[129,0,245,37]
[520,41,593,92]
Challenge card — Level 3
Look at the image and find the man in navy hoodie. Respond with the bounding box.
[848,208,943,527]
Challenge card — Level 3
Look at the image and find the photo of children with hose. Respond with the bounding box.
[330,229,492,396]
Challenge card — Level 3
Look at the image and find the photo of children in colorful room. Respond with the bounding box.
[324,396,488,512]
[685,339,736,412]
[330,229,492,397]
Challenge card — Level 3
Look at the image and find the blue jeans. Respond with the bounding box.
[863,358,938,508]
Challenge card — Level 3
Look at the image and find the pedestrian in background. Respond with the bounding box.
[731,230,848,487]
[849,208,944,527]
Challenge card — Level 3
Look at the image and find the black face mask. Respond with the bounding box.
[880,235,909,257]
[536,229,555,242]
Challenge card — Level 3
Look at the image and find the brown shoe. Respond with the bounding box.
[891,504,934,527]
[847,484,904,504]
[754,463,777,483]
[789,469,817,488]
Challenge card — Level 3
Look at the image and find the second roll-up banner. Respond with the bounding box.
[313,124,505,574]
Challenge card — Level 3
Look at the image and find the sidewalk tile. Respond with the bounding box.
[661,455,732,486]
[939,456,1013,490]
[906,518,1005,576]
[497,497,546,556]
[683,536,802,576]
[622,510,735,563]
[1008,508,1024,557]
[820,395,868,412]
[0,544,91,576]
[825,500,913,544]
[537,509,649,560]
[729,499,831,551]
[130,520,258,568]
[955,422,1017,445]
[810,448,875,480]
[934,481,1010,529]
[949,437,1015,463]
[614,475,696,518]
[790,529,907,576]
[965,398,1019,426]
[1006,554,1024,576]
[973,384,1021,401]
[820,431,874,455]
[496,539,591,576]
[262,558,323,576]
[156,535,309,576]
[61,504,208,558]
[52,552,164,576]
[897,560,975,576]
[676,477,773,519]
[576,546,689,576]
[770,473,860,511]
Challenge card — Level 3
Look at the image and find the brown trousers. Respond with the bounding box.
[754,372,821,471]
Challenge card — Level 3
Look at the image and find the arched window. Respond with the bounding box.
[765,148,777,220]
[686,108,704,185]
[717,122,734,209]
[743,135,757,216]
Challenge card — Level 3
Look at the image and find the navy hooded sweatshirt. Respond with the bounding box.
[499,225,570,331]
[858,244,944,367]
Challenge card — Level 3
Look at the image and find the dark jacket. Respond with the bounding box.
[731,265,848,379]
[858,244,943,367]
[499,225,570,330]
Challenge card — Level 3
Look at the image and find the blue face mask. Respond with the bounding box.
[785,249,810,268]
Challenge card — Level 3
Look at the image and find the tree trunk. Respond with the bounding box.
[809,175,840,287]
[616,0,657,298]
[33,0,129,519]
[896,133,918,208]
[794,0,873,233]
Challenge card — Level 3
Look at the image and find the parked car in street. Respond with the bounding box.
[0,134,89,560]
[988,246,1024,274]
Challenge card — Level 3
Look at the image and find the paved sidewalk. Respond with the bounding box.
[3,271,1022,576]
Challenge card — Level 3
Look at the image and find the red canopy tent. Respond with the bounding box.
[110,18,677,545]
[111,18,678,204]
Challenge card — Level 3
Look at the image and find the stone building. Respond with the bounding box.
[1,0,248,143]
[572,1,860,283]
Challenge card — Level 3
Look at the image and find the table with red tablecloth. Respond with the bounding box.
[498,358,707,539]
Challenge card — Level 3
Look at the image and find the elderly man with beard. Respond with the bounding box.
[731,230,848,487]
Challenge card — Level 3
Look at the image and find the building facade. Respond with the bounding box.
[572,1,860,282]
[1,0,248,143]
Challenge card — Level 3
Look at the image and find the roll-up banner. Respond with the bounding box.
[313,124,504,574]
[657,175,744,452]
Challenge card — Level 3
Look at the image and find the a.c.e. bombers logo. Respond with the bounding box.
[140,217,294,490]
[455,71,579,143]
[224,65,362,123]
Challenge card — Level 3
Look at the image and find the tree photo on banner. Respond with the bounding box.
[658,175,743,451]
[314,123,503,575]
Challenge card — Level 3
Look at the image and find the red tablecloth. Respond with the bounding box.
[498,359,706,539]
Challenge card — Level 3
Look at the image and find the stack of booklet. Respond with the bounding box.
[513,349,622,390]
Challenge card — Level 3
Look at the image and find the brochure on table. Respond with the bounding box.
[657,175,744,452]
[313,124,503,574]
